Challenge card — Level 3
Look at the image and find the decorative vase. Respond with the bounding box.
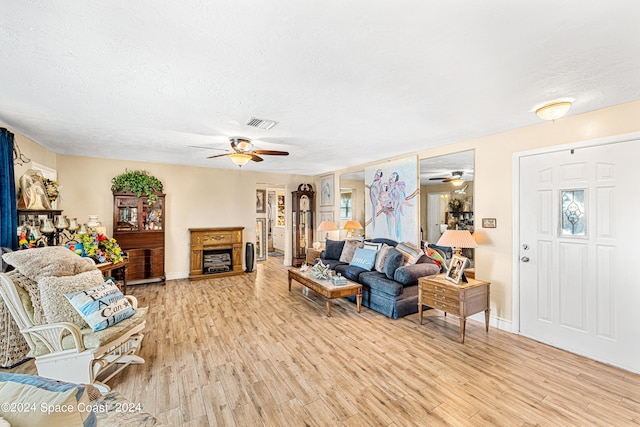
[87,215,101,228]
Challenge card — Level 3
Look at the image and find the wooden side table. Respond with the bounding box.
[97,258,129,294]
[418,274,490,343]
[305,247,322,265]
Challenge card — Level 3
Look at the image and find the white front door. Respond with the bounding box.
[519,139,640,373]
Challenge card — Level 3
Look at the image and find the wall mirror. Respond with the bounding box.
[419,150,475,258]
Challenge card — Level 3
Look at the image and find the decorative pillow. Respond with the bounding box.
[65,280,135,332]
[384,249,404,279]
[38,270,106,329]
[339,239,364,263]
[395,242,422,265]
[349,247,377,271]
[324,239,345,261]
[0,372,97,427]
[374,244,392,273]
[424,246,447,270]
[2,246,96,281]
[363,241,383,251]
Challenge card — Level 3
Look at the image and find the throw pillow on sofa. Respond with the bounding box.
[383,248,404,279]
[324,239,345,260]
[349,247,377,271]
[374,244,392,273]
[340,239,364,263]
[395,242,422,265]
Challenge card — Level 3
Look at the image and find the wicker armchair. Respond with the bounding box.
[0,270,146,393]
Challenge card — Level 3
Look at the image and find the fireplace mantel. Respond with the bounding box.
[189,227,244,280]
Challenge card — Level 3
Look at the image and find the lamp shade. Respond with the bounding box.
[318,221,338,231]
[343,220,363,231]
[228,153,252,167]
[436,229,477,249]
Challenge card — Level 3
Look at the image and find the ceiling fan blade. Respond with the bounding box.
[429,177,446,181]
[250,154,264,162]
[207,153,232,159]
[253,150,289,156]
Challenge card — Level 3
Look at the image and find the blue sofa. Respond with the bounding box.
[319,238,440,319]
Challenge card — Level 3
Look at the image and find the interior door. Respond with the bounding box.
[519,140,640,373]
[427,192,448,243]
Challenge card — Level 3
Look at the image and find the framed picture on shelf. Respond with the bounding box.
[256,189,266,213]
[319,174,334,207]
[445,254,469,284]
[256,218,267,261]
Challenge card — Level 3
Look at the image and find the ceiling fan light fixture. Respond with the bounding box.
[450,178,465,186]
[535,101,572,121]
[229,153,252,167]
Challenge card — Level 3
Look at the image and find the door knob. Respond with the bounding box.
[521,256,530,262]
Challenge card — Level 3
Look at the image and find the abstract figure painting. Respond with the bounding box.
[365,156,419,245]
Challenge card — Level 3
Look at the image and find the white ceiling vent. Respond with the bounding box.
[246,117,279,130]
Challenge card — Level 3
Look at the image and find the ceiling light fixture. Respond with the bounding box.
[450,178,465,187]
[228,153,252,167]
[535,101,572,121]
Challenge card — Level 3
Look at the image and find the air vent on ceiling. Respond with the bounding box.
[246,117,279,130]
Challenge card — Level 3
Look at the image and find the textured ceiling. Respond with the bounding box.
[1,1,639,176]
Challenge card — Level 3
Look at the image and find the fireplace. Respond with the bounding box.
[189,227,244,280]
[203,249,232,274]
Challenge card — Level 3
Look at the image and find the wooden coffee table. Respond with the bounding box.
[288,268,362,317]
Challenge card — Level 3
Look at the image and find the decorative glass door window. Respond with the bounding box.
[560,189,586,237]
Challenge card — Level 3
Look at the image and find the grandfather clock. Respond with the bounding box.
[291,183,315,267]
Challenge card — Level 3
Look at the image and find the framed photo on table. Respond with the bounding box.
[445,254,469,284]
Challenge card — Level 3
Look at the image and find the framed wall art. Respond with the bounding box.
[482,218,497,228]
[256,189,266,213]
[320,211,334,223]
[319,174,334,207]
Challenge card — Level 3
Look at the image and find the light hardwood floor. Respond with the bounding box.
[9,257,640,426]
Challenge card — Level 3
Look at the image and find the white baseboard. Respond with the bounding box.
[165,271,189,281]
[468,312,514,333]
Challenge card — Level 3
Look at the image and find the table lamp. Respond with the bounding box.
[436,229,478,255]
[436,229,477,282]
[318,220,338,240]
[343,220,363,238]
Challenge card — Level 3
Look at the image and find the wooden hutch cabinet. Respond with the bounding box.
[113,192,165,284]
[291,183,315,267]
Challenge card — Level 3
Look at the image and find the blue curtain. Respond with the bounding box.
[0,128,18,250]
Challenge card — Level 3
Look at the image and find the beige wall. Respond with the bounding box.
[55,155,309,278]
[330,100,640,328]
[12,132,57,180]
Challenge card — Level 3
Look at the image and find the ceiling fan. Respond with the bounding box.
[207,137,289,167]
[429,170,465,185]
